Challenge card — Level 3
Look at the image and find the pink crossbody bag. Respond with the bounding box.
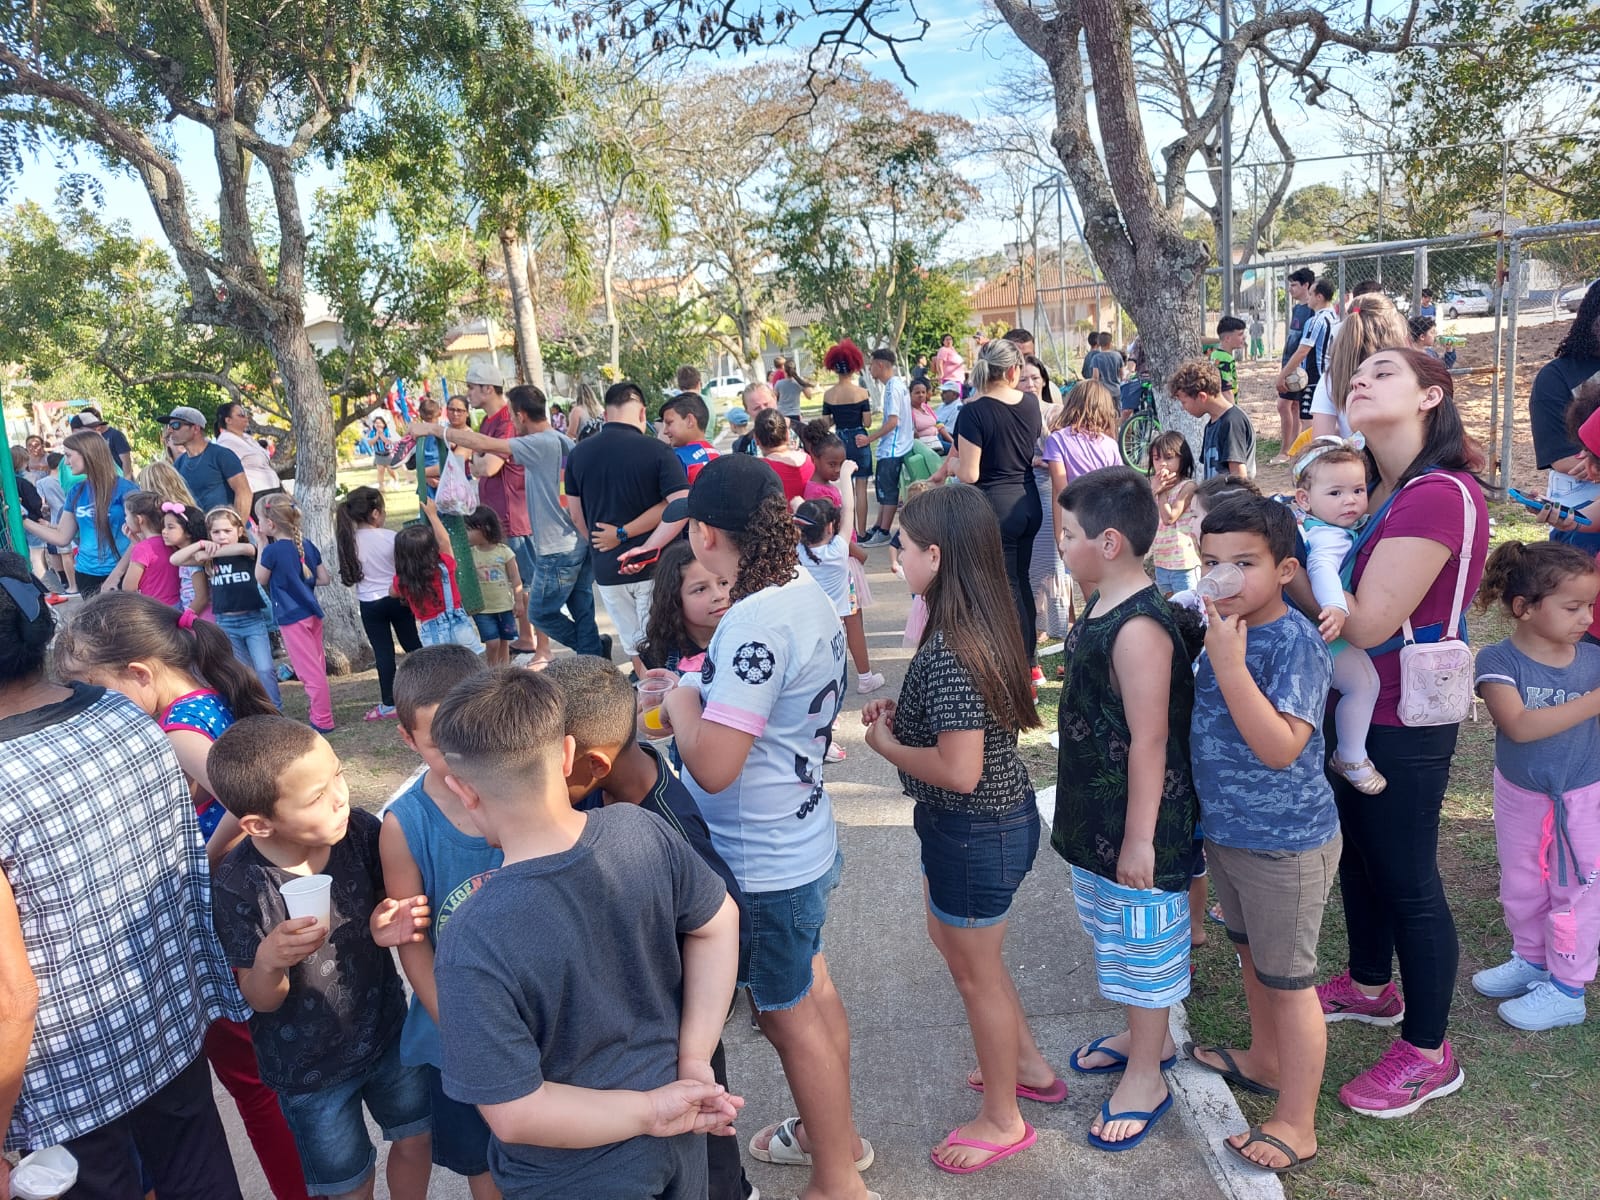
[1393,473,1477,727]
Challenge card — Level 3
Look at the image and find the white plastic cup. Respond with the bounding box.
[10,1145,78,1200]
[636,677,675,736]
[1194,563,1245,602]
[279,874,332,931]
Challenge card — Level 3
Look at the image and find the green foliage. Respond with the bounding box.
[1276,184,1353,246]
[897,269,975,363]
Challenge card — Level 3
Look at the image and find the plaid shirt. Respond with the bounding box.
[1,685,250,1152]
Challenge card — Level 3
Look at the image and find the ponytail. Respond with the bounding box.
[336,487,384,587]
[53,592,276,718]
[969,339,1024,395]
[1476,539,1596,615]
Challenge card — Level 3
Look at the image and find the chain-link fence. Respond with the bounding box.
[1214,221,1600,491]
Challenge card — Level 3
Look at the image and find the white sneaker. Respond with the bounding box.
[1472,953,1549,999]
[825,743,847,762]
[856,671,886,694]
[1498,980,1586,1031]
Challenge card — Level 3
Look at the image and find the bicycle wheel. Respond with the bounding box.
[1119,411,1161,472]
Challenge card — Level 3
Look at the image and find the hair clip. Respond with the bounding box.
[160,501,186,514]
[0,574,43,622]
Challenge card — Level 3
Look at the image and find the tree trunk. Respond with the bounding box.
[501,227,543,388]
[521,238,548,391]
[601,213,621,370]
[261,315,368,673]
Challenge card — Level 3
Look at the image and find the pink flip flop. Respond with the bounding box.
[931,1122,1037,1175]
[966,1072,1068,1104]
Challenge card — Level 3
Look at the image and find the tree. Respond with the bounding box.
[0,0,543,666]
[767,69,975,352]
[897,269,976,363]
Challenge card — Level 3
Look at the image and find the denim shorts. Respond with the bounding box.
[834,426,872,474]
[873,453,906,505]
[420,1064,491,1177]
[276,1036,432,1196]
[472,609,517,643]
[741,849,843,1012]
[418,608,484,652]
[915,800,1039,927]
[1154,565,1199,596]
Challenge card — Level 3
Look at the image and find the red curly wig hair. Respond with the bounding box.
[823,339,866,376]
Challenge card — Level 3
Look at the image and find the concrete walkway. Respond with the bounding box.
[219,547,1281,1200]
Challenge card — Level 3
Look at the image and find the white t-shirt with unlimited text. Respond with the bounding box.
[685,572,847,893]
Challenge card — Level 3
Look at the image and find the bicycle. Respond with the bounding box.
[1117,378,1160,473]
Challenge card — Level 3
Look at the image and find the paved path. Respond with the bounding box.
[220,546,1280,1200]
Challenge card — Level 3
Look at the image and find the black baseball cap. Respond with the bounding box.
[662,453,783,530]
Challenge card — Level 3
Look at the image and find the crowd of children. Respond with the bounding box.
[14,333,1600,1199]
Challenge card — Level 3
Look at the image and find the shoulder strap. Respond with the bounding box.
[439,560,457,613]
[1399,472,1476,647]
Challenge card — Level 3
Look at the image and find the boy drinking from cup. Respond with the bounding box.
[209,716,433,1200]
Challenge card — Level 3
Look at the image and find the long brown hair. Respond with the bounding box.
[53,591,277,721]
[898,485,1039,731]
[1052,379,1118,436]
[335,486,384,587]
[1360,347,1486,489]
[1326,295,1410,415]
[724,493,799,603]
[63,430,120,552]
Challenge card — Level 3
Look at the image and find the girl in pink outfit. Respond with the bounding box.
[1472,540,1600,1032]
[934,334,965,387]
[255,494,335,732]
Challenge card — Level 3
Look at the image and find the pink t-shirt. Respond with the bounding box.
[934,345,964,385]
[1041,428,1121,480]
[802,478,842,505]
[130,535,181,605]
[1350,470,1489,726]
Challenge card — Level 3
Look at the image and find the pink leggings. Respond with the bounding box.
[1494,771,1600,988]
[278,617,333,730]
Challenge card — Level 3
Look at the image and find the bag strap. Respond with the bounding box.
[1399,472,1475,647]
[439,560,457,613]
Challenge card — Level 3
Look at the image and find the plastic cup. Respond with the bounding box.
[1194,563,1245,602]
[637,677,675,736]
[10,1145,78,1200]
[279,874,332,931]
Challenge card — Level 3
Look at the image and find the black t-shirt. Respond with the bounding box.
[207,546,265,615]
[578,742,747,952]
[953,394,1042,489]
[565,423,690,585]
[1201,404,1257,479]
[892,631,1031,817]
[822,397,872,429]
[1530,354,1600,470]
[102,426,133,464]
[213,808,407,1094]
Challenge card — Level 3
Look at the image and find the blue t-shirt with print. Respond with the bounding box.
[1474,638,1600,796]
[1192,607,1337,852]
[66,477,138,575]
[259,536,325,624]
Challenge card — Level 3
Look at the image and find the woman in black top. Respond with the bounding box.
[953,338,1044,666]
[821,339,874,536]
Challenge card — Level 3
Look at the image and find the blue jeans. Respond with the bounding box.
[526,542,604,656]
[276,1037,431,1196]
[915,800,1039,927]
[215,609,282,707]
[740,849,844,1012]
[1154,565,1199,595]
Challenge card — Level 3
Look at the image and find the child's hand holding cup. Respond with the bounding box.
[636,669,678,738]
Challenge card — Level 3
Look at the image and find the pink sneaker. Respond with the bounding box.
[1339,1038,1464,1118]
[1317,971,1404,1025]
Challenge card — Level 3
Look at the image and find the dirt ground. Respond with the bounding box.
[1235,314,1575,494]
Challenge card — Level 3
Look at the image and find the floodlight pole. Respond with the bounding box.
[1218,0,1234,318]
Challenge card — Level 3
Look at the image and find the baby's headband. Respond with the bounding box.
[1294,433,1365,481]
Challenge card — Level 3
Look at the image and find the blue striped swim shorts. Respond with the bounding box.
[1069,865,1192,1009]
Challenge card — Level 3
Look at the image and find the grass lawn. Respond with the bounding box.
[1026,500,1599,1200]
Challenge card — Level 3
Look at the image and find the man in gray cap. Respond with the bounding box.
[164,405,251,514]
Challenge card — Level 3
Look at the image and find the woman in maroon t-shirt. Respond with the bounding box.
[1297,347,1488,1119]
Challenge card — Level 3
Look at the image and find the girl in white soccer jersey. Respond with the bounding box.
[651,454,879,1200]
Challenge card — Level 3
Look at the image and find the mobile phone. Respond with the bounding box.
[625,547,662,569]
[1508,488,1593,526]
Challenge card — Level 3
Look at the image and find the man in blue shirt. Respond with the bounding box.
[164,406,252,514]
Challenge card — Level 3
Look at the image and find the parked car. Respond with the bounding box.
[1562,281,1599,313]
[1443,288,1492,318]
[705,374,748,401]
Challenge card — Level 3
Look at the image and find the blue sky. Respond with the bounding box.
[11,0,1340,271]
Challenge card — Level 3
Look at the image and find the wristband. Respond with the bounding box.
[617,525,628,541]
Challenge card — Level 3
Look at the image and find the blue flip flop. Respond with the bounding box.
[1086,1092,1173,1152]
[1068,1035,1178,1075]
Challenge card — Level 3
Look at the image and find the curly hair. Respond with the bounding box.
[801,417,843,459]
[638,541,700,668]
[1167,357,1222,399]
[393,524,444,611]
[1557,280,1600,361]
[160,503,207,546]
[726,493,799,602]
[824,339,866,377]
